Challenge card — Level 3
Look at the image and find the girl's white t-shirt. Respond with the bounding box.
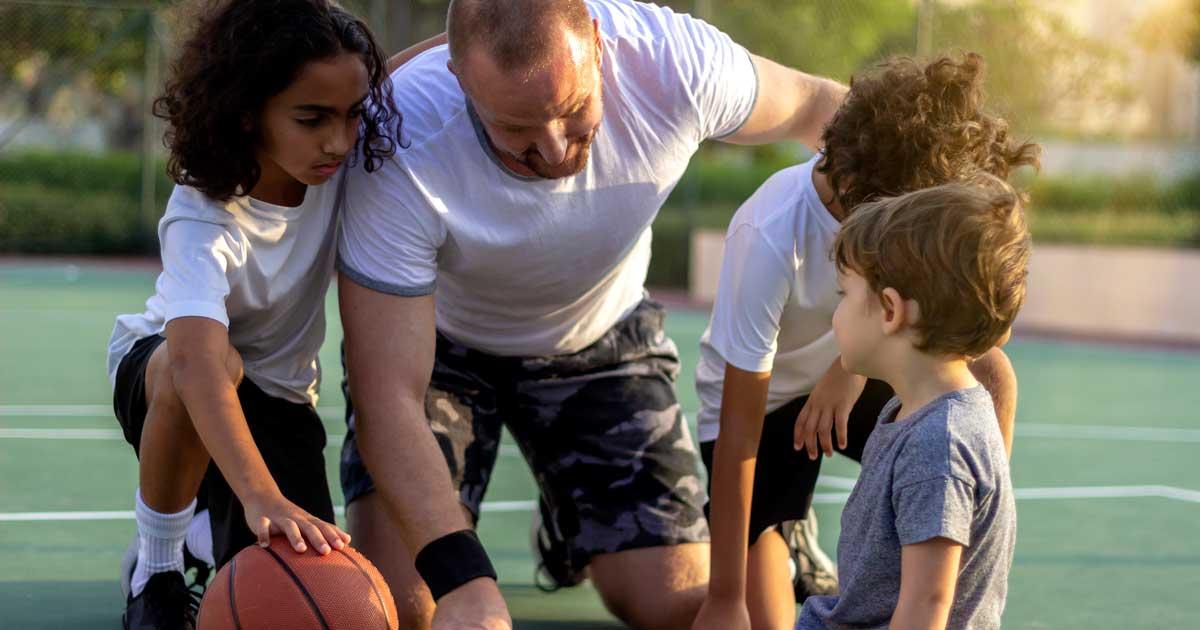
[695,156,843,443]
[107,175,343,406]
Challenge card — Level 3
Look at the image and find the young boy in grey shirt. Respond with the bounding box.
[798,178,1027,629]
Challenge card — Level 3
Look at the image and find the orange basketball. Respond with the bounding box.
[197,537,398,630]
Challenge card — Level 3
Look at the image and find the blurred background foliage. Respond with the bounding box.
[1,0,1198,287]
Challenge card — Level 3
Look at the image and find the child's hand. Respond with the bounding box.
[795,358,867,460]
[243,493,351,554]
[692,595,751,630]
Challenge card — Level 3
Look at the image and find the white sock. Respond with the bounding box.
[131,489,195,597]
[185,509,215,566]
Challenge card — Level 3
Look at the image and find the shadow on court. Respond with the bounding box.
[0,580,123,629]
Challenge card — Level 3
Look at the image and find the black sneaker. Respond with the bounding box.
[530,496,585,592]
[120,535,213,600]
[123,571,200,630]
[783,510,839,603]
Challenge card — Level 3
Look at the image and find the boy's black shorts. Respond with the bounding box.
[113,334,335,568]
[700,378,895,545]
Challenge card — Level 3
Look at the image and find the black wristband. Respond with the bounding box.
[414,529,497,600]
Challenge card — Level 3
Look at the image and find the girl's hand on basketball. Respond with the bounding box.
[244,494,352,555]
[795,358,867,460]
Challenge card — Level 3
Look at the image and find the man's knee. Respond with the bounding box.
[590,543,708,629]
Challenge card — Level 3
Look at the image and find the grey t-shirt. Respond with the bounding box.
[797,386,1016,630]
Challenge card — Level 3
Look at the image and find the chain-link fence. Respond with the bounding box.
[1,0,1197,264]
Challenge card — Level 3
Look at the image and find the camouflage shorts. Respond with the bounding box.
[339,299,710,567]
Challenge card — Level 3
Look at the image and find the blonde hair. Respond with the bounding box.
[833,177,1031,357]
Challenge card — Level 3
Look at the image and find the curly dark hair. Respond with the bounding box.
[818,52,1040,213]
[154,0,399,201]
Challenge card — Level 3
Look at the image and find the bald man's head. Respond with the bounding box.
[447,0,605,180]
[448,0,594,74]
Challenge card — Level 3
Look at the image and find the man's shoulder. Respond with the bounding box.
[387,46,469,149]
[589,0,678,42]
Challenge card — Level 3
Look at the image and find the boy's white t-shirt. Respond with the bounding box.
[107,176,343,406]
[695,156,842,443]
[337,0,759,357]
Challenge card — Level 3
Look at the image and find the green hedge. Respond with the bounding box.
[0,182,157,254]
[0,150,173,201]
[0,151,171,255]
[1023,171,1200,214]
[2,149,1197,288]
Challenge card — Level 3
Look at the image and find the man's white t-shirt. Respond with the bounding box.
[338,0,758,357]
[107,177,343,406]
[695,156,843,443]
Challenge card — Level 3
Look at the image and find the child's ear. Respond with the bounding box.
[879,287,907,336]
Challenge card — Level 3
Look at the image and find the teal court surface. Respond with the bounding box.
[1,261,1198,628]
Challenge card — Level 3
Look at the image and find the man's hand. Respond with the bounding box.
[692,594,751,630]
[794,357,867,460]
[432,578,513,630]
[242,492,351,554]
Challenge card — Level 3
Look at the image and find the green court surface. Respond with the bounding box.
[2,261,1198,628]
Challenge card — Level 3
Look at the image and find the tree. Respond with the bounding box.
[929,0,1127,136]
[706,0,917,83]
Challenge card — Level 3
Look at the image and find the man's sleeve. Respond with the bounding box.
[157,219,236,327]
[707,223,792,374]
[337,164,442,296]
[656,6,759,141]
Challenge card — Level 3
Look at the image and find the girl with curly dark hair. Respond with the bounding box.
[693,53,1041,630]
[105,2,400,627]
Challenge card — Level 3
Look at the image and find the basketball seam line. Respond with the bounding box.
[264,547,332,630]
[229,556,243,630]
[335,548,391,630]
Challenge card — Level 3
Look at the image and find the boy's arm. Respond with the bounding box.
[165,317,348,553]
[794,356,867,460]
[693,365,772,630]
[891,537,963,630]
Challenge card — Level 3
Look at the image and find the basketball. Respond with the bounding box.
[197,537,398,630]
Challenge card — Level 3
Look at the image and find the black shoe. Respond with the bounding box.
[530,496,585,592]
[120,536,213,600]
[123,571,200,630]
[783,511,839,603]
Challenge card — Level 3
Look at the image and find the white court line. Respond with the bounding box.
[4,484,1198,522]
[5,405,1199,444]
[0,405,346,417]
[0,500,539,523]
[1014,423,1200,443]
[0,428,524,457]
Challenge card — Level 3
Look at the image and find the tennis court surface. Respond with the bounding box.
[2,261,1198,628]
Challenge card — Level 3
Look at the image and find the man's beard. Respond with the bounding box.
[516,126,598,179]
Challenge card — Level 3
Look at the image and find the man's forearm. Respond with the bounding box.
[353,390,471,553]
[791,74,847,150]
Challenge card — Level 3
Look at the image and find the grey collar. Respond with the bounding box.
[465,99,541,182]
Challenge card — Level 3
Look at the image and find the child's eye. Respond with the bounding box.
[296,118,322,128]
[835,289,846,297]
